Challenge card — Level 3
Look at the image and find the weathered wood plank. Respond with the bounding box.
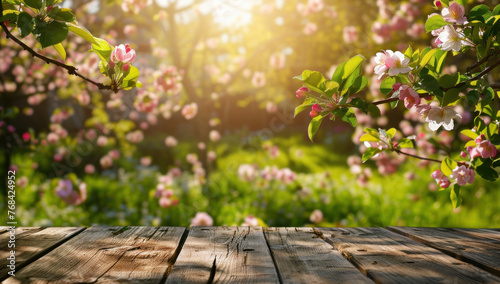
[264,227,373,284]
[166,226,279,283]
[319,227,500,284]
[0,227,84,281]
[4,226,186,283]
[388,227,500,277]
[453,228,500,241]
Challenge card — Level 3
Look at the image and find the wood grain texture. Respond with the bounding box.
[264,227,373,284]
[453,228,500,241]
[166,226,279,284]
[319,227,500,284]
[0,227,85,281]
[388,227,500,277]
[4,226,186,284]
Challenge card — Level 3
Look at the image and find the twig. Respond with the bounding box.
[446,59,500,91]
[395,149,442,163]
[466,50,499,73]
[372,93,433,106]
[0,3,116,92]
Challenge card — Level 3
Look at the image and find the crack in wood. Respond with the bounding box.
[207,257,216,284]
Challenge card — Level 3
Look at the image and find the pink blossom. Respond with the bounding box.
[22,132,30,141]
[470,135,497,159]
[303,22,318,35]
[165,136,178,147]
[55,180,86,205]
[431,169,450,188]
[242,215,259,226]
[397,85,420,109]
[134,92,159,113]
[426,106,462,131]
[437,25,473,52]
[123,25,137,36]
[100,155,113,169]
[181,103,198,120]
[238,164,257,182]
[309,209,323,224]
[251,72,266,88]
[190,212,213,227]
[111,44,136,64]
[270,53,286,69]
[108,149,120,160]
[140,156,152,166]
[209,130,221,142]
[198,142,206,150]
[186,153,198,164]
[47,132,59,144]
[207,151,217,162]
[390,15,410,31]
[296,87,309,98]
[7,125,15,133]
[97,136,108,147]
[308,0,324,13]
[84,164,95,174]
[442,2,467,25]
[407,23,425,39]
[266,101,278,114]
[449,165,475,186]
[372,22,392,44]
[343,26,358,43]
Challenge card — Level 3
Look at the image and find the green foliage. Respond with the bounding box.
[441,157,457,177]
[308,115,324,142]
[450,184,462,209]
[48,7,76,23]
[32,19,68,48]
[425,15,448,32]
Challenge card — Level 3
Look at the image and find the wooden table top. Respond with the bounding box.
[1,226,499,283]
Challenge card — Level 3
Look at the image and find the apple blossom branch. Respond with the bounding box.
[0,4,115,93]
[371,58,500,106]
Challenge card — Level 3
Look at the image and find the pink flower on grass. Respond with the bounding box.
[442,2,467,25]
[426,106,462,131]
[111,44,136,64]
[449,165,475,186]
[242,215,259,226]
[431,169,451,189]
[309,209,323,224]
[190,212,213,227]
[55,180,86,205]
[397,85,420,109]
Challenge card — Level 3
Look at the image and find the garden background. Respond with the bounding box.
[1,0,499,228]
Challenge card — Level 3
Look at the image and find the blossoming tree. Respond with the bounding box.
[294,0,500,208]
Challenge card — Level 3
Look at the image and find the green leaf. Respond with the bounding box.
[360,133,379,142]
[475,116,487,133]
[417,48,438,73]
[469,5,491,23]
[323,80,339,92]
[0,11,18,22]
[362,147,381,163]
[294,98,315,117]
[68,24,98,45]
[23,0,42,9]
[450,184,462,209]
[404,46,413,58]
[441,157,457,177]
[120,65,140,90]
[390,100,399,109]
[298,70,326,94]
[347,76,368,96]
[398,138,415,149]
[418,75,443,102]
[425,15,448,32]
[48,7,76,22]
[341,108,357,127]
[349,97,368,114]
[308,115,325,142]
[46,0,63,6]
[476,159,499,181]
[16,12,34,38]
[32,19,68,48]
[380,76,399,95]
[342,55,365,81]
[461,129,479,140]
[367,104,381,118]
[438,73,460,89]
[386,128,396,139]
[331,62,345,83]
[52,43,66,61]
[442,88,461,106]
[467,90,480,105]
[90,37,112,61]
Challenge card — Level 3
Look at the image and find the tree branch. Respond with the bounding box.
[0,3,116,92]
[372,93,433,106]
[394,149,442,163]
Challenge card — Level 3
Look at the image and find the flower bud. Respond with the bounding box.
[309,110,319,117]
[123,64,130,72]
[109,61,115,69]
[47,6,54,12]
[392,83,402,92]
[312,103,322,112]
[435,1,442,8]
[460,151,467,159]
[295,87,309,98]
